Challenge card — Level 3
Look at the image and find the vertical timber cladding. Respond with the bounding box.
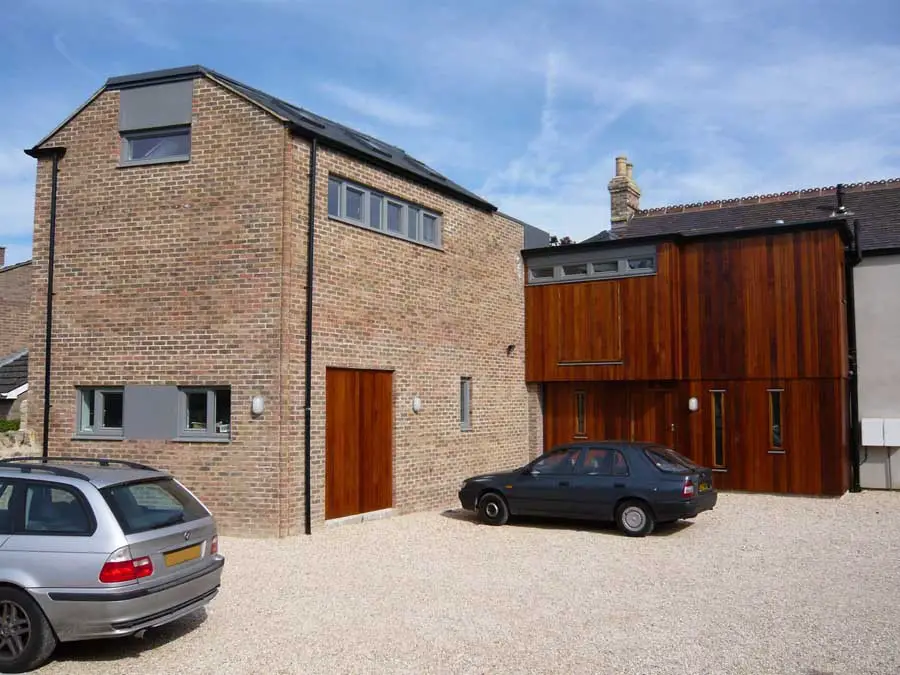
[325,368,393,519]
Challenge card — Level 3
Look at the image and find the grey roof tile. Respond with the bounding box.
[0,350,27,395]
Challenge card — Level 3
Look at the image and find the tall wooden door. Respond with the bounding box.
[325,368,393,520]
[629,388,677,449]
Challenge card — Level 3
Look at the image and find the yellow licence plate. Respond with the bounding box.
[699,482,711,492]
[164,543,202,567]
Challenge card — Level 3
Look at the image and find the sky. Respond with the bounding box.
[1,0,899,265]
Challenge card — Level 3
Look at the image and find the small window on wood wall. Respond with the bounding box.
[575,391,586,437]
[710,390,726,468]
[768,389,784,452]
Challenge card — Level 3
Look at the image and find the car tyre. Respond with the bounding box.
[477,493,509,526]
[616,500,655,537]
[0,586,57,674]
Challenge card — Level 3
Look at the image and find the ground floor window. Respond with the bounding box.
[768,389,784,451]
[76,387,124,437]
[711,390,726,467]
[180,387,231,439]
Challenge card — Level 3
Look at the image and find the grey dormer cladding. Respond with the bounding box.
[118,80,193,131]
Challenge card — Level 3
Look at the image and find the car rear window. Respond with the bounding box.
[644,446,699,474]
[101,478,209,535]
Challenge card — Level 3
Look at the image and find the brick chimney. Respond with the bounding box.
[608,156,641,233]
[0,247,5,268]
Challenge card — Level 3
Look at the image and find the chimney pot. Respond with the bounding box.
[626,162,633,179]
[608,157,641,233]
[615,156,627,177]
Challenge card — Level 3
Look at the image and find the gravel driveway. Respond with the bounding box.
[39,491,900,675]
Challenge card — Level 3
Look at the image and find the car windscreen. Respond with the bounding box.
[101,478,210,535]
[643,446,699,474]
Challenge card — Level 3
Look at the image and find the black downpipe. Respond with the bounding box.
[24,147,66,459]
[303,138,318,535]
[845,218,862,492]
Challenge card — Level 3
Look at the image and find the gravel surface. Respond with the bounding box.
[40,491,900,675]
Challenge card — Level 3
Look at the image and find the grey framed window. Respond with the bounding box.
[526,245,658,285]
[76,387,124,438]
[327,175,443,249]
[460,377,472,431]
[121,126,191,166]
[179,387,231,440]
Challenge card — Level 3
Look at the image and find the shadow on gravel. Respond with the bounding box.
[441,508,694,537]
[49,609,208,665]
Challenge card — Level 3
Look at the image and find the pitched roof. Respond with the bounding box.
[0,350,27,397]
[37,65,495,212]
[586,179,900,253]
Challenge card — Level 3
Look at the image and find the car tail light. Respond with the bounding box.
[210,535,218,555]
[99,546,154,583]
[682,477,696,498]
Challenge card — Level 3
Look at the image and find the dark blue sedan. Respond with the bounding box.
[458,441,717,536]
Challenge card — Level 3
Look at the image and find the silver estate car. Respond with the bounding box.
[0,456,224,673]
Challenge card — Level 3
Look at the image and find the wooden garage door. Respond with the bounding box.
[325,368,393,520]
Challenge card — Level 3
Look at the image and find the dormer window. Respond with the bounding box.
[123,127,191,163]
[118,79,193,167]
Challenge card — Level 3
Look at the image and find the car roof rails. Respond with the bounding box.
[0,456,160,472]
[0,462,92,481]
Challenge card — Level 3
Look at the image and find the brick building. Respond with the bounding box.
[0,252,33,357]
[25,65,548,536]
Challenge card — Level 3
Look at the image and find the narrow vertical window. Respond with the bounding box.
[769,389,783,450]
[575,391,586,437]
[460,377,472,431]
[711,391,725,467]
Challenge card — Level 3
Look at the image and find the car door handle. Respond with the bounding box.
[613,482,625,488]
[559,481,570,487]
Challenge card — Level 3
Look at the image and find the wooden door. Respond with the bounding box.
[628,388,677,449]
[326,368,393,519]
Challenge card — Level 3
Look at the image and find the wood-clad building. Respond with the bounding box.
[524,219,856,496]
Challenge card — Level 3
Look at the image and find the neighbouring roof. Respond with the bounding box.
[35,65,496,212]
[586,179,900,253]
[0,350,27,397]
[0,260,32,274]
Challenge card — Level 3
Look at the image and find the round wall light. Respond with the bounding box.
[251,395,265,416]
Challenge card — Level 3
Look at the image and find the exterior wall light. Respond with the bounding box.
[412,396,423,414]
[688,397,699,412]
[251,395,265,416]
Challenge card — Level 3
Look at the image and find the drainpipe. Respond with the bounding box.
[24,146,66,459]
[303,138,318,535]
[845,218,862,492]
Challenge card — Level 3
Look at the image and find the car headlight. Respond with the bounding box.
[459,481,468,490]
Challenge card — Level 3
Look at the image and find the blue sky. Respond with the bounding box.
[2,0,899,265]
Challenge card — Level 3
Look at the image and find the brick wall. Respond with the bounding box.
[28,78,293,536]
[27,73,536,535]
[301,142,533,528]
[0,262,33,356]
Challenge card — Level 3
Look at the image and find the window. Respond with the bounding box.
[179,387,231,439]
[769,389,784,450]
[530,447,580,475]
[121,127,191,165]
[711,391,726,467]
[591,261,618,274]
[22,483,93,535]
[643,445,700,474]
[0,482,13,535]
[327,176,442,248]
[525,246,657,285]
[563,263,588,278]
[460,377,472,431]
[626,257,656,270]
[76,387,124,437]
[575,391,586,437]
[577,447,612,475]
[102,478,210,535]
[529,267,555,281]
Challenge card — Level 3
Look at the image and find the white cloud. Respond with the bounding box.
[319,82,439,128]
